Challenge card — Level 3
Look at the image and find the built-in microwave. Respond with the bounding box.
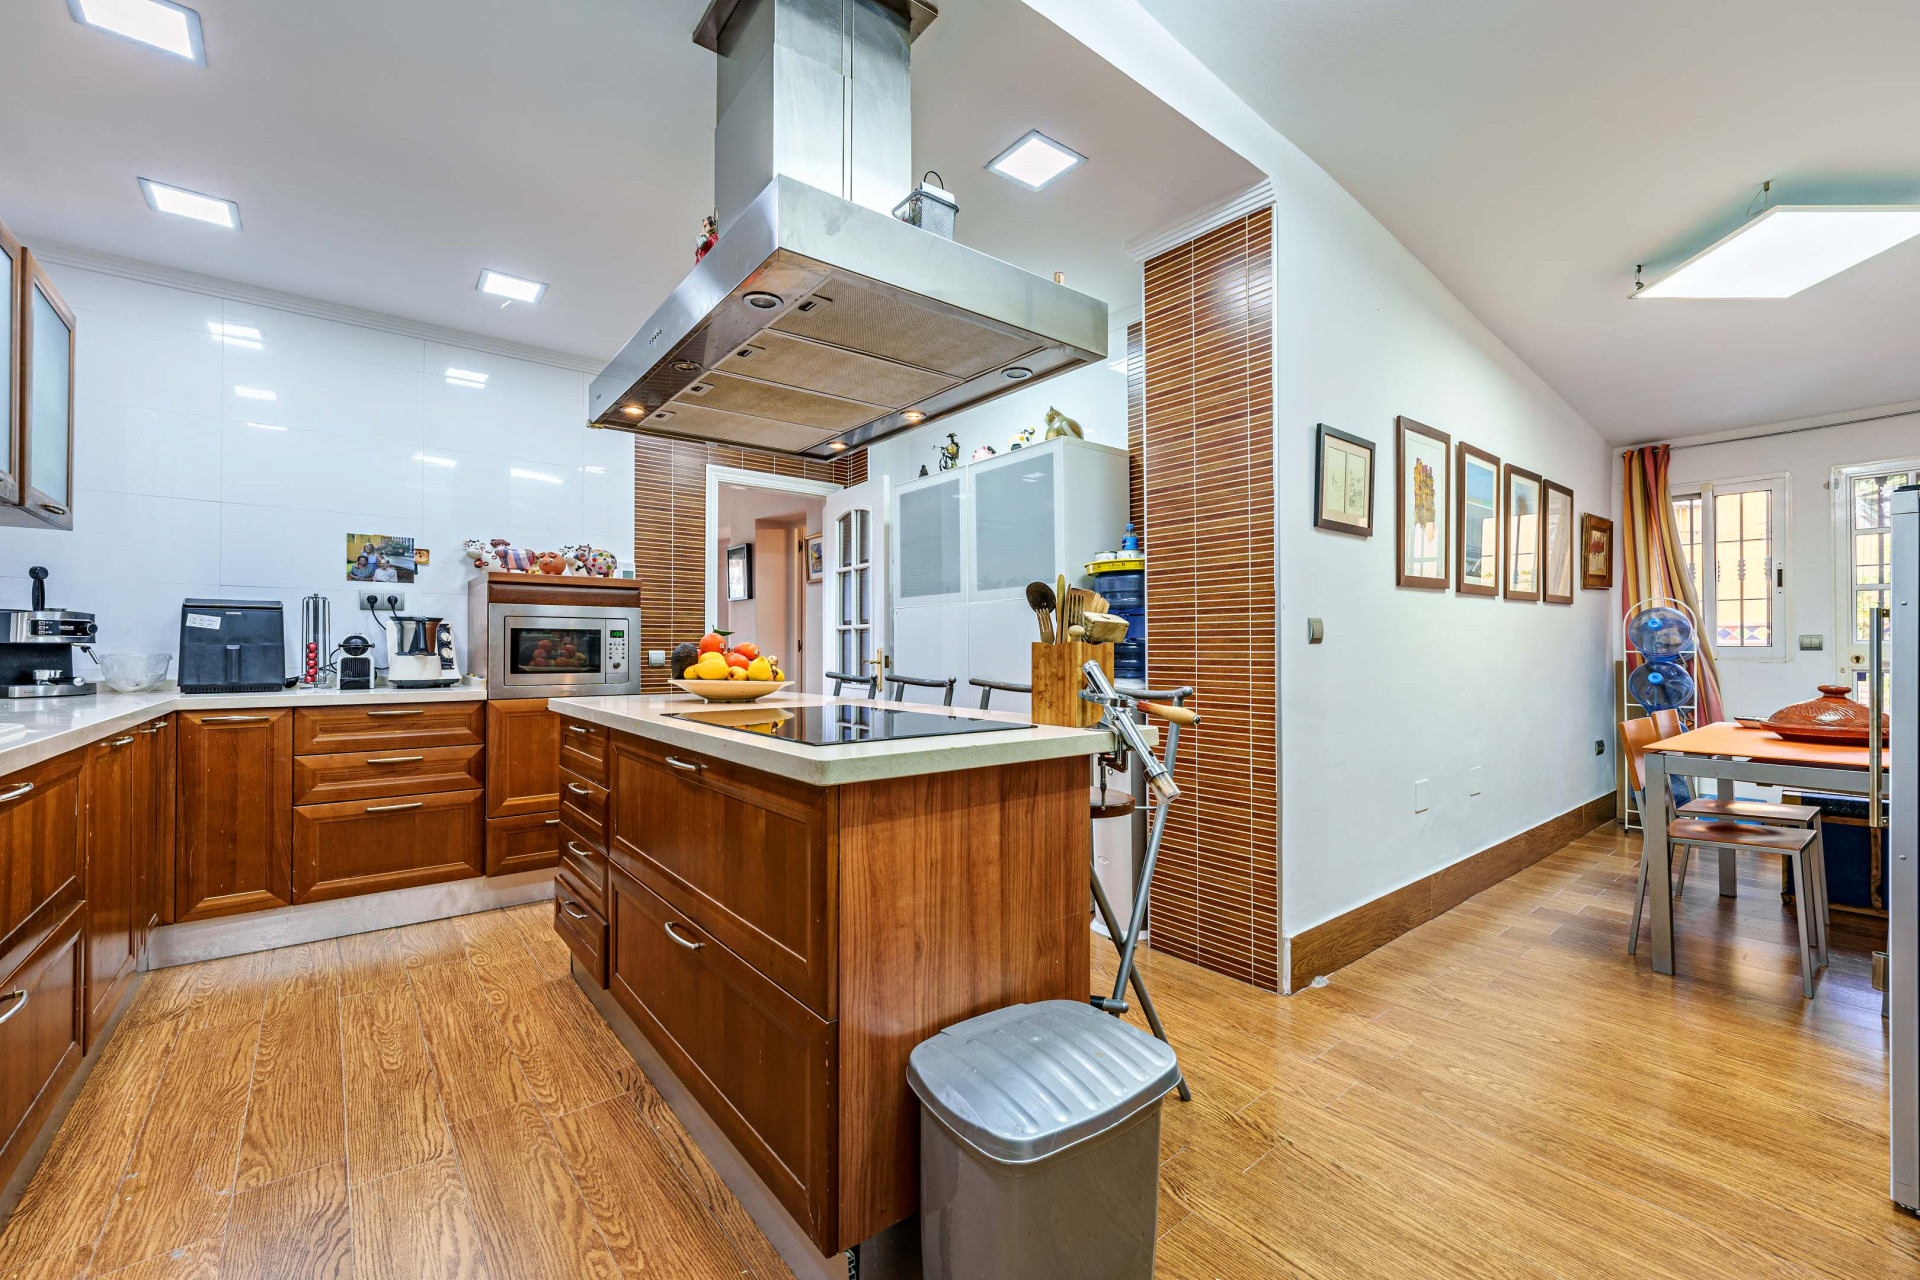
[478,603,638,698]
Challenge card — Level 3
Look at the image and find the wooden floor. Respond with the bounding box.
[0,823,1910,1278]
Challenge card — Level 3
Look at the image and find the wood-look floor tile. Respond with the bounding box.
[89,1019,260,1274]
[348,1154,489,1280]
[549,1097,749,1280]
[221,1161,352,1279]
[451,909,533,992]
[630,1081,796,1280]
[0,1255,84,1280]
[235,985,344,1191]
[394,917,469,971]
[335,929,413,997]
[172,951,271,1031]
[86,1238,222,1279]
[451,1100,620,1280]
[341,986,449,1186]
[473,955,634,1117]
[504,903,573,980]
[262,939,341,1009]
[407,961,530,1123]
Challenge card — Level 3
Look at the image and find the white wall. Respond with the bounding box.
[0,264,634,677]
[1665,407,1920,717]
[1027,0,1616,950]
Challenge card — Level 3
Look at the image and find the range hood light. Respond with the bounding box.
[827,441,848,451]
[621,404,643,415]
[671,359,700,372]
[1002,367,1033,381]
[902,410,927,424]
[987,130,1087,192]
[743,292,783,310]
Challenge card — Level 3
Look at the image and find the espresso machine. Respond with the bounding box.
[0,567,98,698]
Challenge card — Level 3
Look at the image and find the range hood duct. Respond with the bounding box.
[589,0,1108,459]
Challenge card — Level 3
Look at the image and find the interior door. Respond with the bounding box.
[822,477,890,695]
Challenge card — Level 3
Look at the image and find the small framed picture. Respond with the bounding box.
[1502,464,1543,600]
[726,543,754,601]
[1394,416,1450,589]
[1455,442,1500,597]
[1313,423,1374,537]
[1542,480,1574,605]
[1580,513,1614,590]
[805,532,824,583]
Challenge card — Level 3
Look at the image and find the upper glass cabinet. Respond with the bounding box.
[0,219,18,508]
[971,449,1057,594]
[19,249,74,530]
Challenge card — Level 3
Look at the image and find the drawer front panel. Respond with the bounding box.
[293,702,485,754]
[292,788,485,903]
[484,811,560,876]
[558,718,609,785]
[553,871,606,986]
[608,866,833,1249]
[558,827,606,915]
[293,744,485,805]
[0,905,82,1190]
[557,768,607,846]
[0,751,82,980]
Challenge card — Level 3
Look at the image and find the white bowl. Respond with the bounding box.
[97,653,172,693]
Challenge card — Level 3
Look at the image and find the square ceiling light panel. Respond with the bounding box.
[1635,206,1920,299]
[986,130,1087,191]
[477,269,546,304]
[69,0,205,63]
[139,178,239,228]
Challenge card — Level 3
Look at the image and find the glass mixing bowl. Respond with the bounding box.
[97,653,173,693]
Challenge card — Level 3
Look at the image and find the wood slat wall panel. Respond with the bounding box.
[1141,208,1280,991]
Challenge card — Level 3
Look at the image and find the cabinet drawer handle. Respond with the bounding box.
[109,736,134,747]
[0,782,34,804]
[565,782,592,795]
[567,724,594,735]
[366,708,425,717]
[565,841,594,858]
[366,755,425,764]
[202,715,268,723]
[664,756,702,773]
[39,502,68,516]
[140,724,166,734]
[663,921,703,950]
[365,801,423,813]
[0,989,26,1024]
[560,899,591,921]
[544,817,559,825]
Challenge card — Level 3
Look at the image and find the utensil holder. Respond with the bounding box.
[1031,641,1113,728]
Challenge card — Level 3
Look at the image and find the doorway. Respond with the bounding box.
[705,466,838,694]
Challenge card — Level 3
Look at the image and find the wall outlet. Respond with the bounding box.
[360,591,407,612]
[1467,766,1483,797]
[648,649,666,667]
[1413,778,1431,814]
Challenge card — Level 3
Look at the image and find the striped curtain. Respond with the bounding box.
[1621,445,1725,724]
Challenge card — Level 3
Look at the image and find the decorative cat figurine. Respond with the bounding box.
[1043,407,1083,440]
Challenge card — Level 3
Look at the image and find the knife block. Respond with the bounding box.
[1030,641,1113,728]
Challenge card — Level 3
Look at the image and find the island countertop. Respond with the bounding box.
[547,691,1126,786]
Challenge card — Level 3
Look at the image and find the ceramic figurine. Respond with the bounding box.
[1043,407,1084,440]
[971,444,997,461]
[1009,424,1036,451]
[488,539,534,573]
[563,544,618,577]
[694,212,718,265]
[935,432,960,472]
[534,549,568,576]
[462,538,501,570]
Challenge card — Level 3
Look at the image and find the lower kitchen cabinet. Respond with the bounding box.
[175,710,294,922]
[0,905,83,1190]
[0,751,84,983]
[292,788,484,902]
[484,698,561,873]
[82,732,138,1046]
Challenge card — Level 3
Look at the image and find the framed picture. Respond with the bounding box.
[1502,464,1542,600]
[1580,513,1614,590]
[1394,416,1450,589]
[346,532,416,584]
[1542,480,1574,604]
[805,532,824,583]
[1455,442,1500,597]
[1313,423,1374,537]
[726,542,754,601]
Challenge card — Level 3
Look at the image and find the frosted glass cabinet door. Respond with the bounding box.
[20,250,74,529]
[0,220,18,506]
[972,450,1056,595]
[895,474,964,604]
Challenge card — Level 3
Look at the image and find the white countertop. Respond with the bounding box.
[0,681,486,776]
[548,691,1123,787]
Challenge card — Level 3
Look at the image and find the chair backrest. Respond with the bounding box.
[969,677,1032,711]
[1619,717,1666,795]
[885,672,956,706]
[1651,708,1686,740]
[825,670,878,699]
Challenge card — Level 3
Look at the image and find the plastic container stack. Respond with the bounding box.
[1089,524,1146,683]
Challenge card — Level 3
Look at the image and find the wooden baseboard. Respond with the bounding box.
[1286,791,1616,991]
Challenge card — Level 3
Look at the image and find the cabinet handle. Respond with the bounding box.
[544,817,559,825]
[366,708,425,717]
[0,782,34,804]
[565,782,592,795]
[664,756,702,773]
[566,841,593,858]
[109,736,134,747]
[202,715,269,723]
[567,724,593,735]
[366,755,425,764]
[140,724,166,734]
[0,989,26,1025]
[663,921,703,950]
[38,502,67,516]
[560,901,591,921]
[365,801,423,813]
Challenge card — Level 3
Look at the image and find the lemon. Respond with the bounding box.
[746,657,773,681]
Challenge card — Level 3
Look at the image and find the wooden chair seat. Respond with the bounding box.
[1668,818,1819,854]
[1090,786,1135,820]
[1677,797,1820,825]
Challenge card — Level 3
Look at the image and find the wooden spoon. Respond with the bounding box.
[1025,581,1057,644]
[1056,574,1069,643]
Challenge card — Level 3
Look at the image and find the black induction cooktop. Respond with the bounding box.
[667,705,1031,746]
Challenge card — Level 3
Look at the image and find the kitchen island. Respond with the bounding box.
[546,692,1114,1262]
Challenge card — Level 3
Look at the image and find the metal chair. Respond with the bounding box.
[883,672,957,706]
[825,670,879,698]
[969,677,1031,711]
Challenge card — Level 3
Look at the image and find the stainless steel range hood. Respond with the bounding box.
[588,0,1108,459]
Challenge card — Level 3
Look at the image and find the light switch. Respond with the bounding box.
[648,649,666,667]
[1797,634,1824,651]
[1307,617,1324,644]
[1414,778,1431,813]
[1467,766,1483,797]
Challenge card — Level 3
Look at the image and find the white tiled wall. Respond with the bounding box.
[0,265,633,677]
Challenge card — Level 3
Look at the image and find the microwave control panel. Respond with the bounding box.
[607,629,627,673]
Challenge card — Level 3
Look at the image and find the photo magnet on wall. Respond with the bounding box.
[1313,423,1374,537]
[346,532,416,584]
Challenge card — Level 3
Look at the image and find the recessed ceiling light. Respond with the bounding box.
[233,386,276,401]
[140,177,238,228]
[987,130,1086,191]
[68,0,205,64]
[510,467,562,484]
[443,367,489,389]
[477,269,545,305]
[1634,205,1920,299]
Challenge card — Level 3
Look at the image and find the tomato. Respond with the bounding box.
[724,651,752,669]
[731,641,760,661]
[697,633,725,654]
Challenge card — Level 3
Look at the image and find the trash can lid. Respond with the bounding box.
[906,1000,1180,1165]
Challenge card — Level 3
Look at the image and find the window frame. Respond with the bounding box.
[1830,456,1918,698]
[1668,472,1790,661]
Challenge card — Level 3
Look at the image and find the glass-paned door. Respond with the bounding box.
[1840,464,1913,705]
[823,476,889,695]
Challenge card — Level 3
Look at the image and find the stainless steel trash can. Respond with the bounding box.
[906,999,1181,1279]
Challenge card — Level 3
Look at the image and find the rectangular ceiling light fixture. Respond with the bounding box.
[986,129,1087,191]
[477,269,546,304]
[139,177,238,228]
[1635,205,1920,299]
[69,0,205,63]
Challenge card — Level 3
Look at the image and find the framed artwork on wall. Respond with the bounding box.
[805,532,824,583]
[1394,416,1450,589]
[1580,513,1614,590]
[1542,480,1575,604]
[726,542,754,601]
[1502,463,1542,600]
[1313,423,1375,537]
[1455,442,1500,597]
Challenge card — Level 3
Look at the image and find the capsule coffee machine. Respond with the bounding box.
[0,567,99,698]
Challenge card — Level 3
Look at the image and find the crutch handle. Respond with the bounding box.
[1138,700,1199,727]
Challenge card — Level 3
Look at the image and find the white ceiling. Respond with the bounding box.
[1136,0,1920,442]
[0,0,1254,365]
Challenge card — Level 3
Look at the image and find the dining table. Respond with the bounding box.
[1643,721,1890,976]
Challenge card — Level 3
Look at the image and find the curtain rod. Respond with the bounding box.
[1667,406,1920,452]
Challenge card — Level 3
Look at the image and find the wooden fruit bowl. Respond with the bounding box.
[669,678,793,703]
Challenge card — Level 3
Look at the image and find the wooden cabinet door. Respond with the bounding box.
[133,716,175,935]
[292,789,484,903]
[0,904,82,1190]
[485,699,559,818]
[83,733,138,1044]
[176,710,293,922]
[0,751,84,981]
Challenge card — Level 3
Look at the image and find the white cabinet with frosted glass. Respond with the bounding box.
[888,435,1127,707]
[0,223,75,531]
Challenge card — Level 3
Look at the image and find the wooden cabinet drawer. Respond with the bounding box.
[484,811,560,877]
[0,751,83,982]
[293,702,484,754]
[558,717,608,785]
[292,789,484,904]
[608,865,834,1250]
[553,870,606,986]
[558,825,606,915]
[293,744,484,805]
[0,904,83,1191]
[558,768,606,847]
[485,699,559,818]
[609,734,834,1018]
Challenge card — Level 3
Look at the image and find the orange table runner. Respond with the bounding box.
[1648,720,1888,771]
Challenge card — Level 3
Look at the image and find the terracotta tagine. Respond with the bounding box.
[1756,684,1888,745]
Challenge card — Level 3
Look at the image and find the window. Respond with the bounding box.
[1834,461,1915,706]
[1668,476,1788,659]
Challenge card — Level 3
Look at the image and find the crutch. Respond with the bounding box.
[1080,660,1195,1102]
